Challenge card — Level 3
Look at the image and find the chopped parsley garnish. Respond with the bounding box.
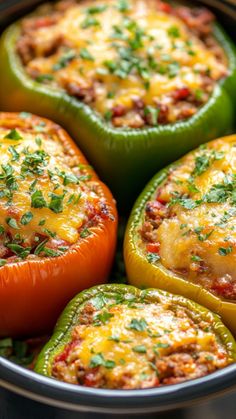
[35,137,42,147]
[86,4,107,14]
[81,16,100,29]
[89,353,116,369]
[117,0,130,12]
[6,217,19,230]
[146,253,160,264]
[36,74,54,83]
[48,193,64,214]
[6,243,31,259]
[20,212,33,225]
[94,311,114,325]
[80,228,91,238]
[168,26,180,38]
[0,259,6,267]
[43,228,56,238]
[127,318,147,332]
[192,150,224,178]
[154,342,170,349]
[195,228,214,242]
[149,362,159,377]
[191,255,202,262]
[144,106,159,126]
[21,149,49,176]
[218,246,233,256]
[79,48,94,61]
[4,129,22,141]
[108,336,120,343]
[53,50,76,71]
[132,345,147,353]
[31,190,47,209]
[8,146,20,161]
[34,238,49,256]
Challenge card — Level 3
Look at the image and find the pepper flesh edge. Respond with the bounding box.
[0,23,235,210]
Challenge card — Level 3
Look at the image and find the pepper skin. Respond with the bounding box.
[0,113,117,338]
[0,20,236,210]
[124,135,236,335]
[35,284,236,382]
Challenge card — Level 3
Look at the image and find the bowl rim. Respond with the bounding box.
[0,0,236,414]
[0,357,236,413]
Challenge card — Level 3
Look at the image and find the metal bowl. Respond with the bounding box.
[0,1,236,418]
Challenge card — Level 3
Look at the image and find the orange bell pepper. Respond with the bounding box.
[0,112,117,337]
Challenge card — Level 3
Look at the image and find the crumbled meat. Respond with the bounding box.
[64,82,95,103]
[175,7,215,37]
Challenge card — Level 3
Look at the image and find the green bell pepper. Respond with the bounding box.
[124,134,236,336]
[0,19,236,210]
[35,284,236,388]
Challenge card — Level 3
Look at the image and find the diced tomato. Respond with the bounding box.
[211,282,234,299]
[156,193,168,205]
[158,1,172,14]
[54,339,80,363]
[34,17,57,29]
[84,371,99,387]
[146,243,160,253]
[173,87,190,101]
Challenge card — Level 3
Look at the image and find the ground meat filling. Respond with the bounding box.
[0,114,113,266]
[140,138,236,300]
[17,0,228,128]
[51,295,230,389]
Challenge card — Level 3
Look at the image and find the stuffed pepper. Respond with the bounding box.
[0,112,117,337]
[125,134,236,334]
[35,284,236,389]
[0,0,236,209]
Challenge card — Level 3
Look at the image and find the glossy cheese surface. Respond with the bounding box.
[52,294,230,389]
[17,0,228,127]
[0,113,110,264]
[140,135,236,300]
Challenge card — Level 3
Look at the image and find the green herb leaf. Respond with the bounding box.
[48,193,64,213]
[168,26,180,38]
[8,146,20,161]
[191,255,202,262]
[86,4,107,14]
[132,345,147,353]
[0,259,6,267]
[127,318,147,332]
[79,48,94,61]
[218,246,233,256]
[94,311,114,325]
[81,17,100,29]
[6,217,19,230]
[4,129,22,141]
[31,190,47,208]
[6,243,31,259]
[20,212,33,226]
[146,253,160,264]
[36,74,54,83]
[34,238,49,256]
[89,353,105,368]
[53,50,76,71]
[144,106,159,126]
[80,228,91,238]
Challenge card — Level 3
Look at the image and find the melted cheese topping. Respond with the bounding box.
[0,116,104,263]
[52,298,229,389]
[18,0,228,127]
[141,136,236,300]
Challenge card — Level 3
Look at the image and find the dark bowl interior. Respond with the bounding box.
[0,0,236,415]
